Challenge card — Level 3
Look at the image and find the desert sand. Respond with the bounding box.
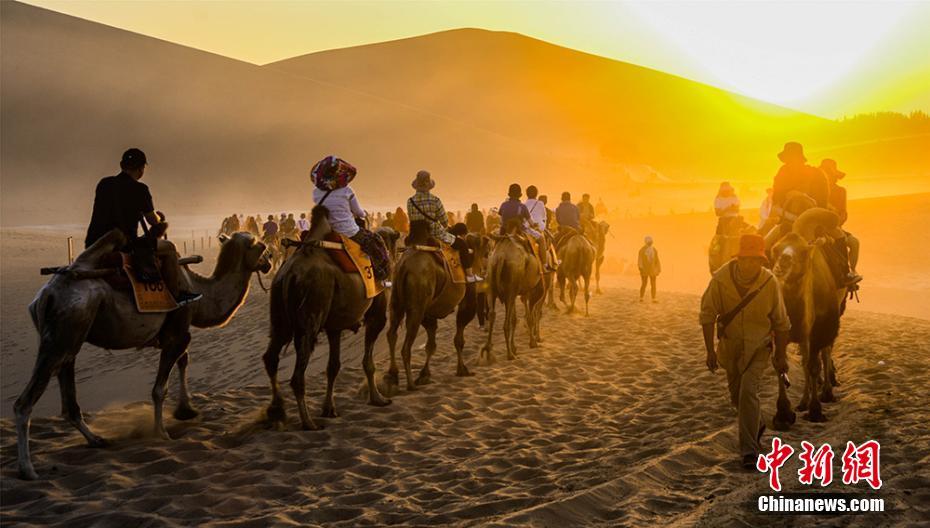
[1,224,928,526]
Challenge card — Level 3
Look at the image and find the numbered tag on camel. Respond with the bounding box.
[338,235,383,299]
[121,254,178,313]
[440,243,466,284]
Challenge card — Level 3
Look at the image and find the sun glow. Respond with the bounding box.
[626,2,917,114]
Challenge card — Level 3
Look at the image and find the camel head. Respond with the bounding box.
[771,232,810,282]
[783,191,818,219]
[407,220,432,246]
[376,226,400,260]
[466,232,491,272]
[503,217,523,235]
[216,232,272,275]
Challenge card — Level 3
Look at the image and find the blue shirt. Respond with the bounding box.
[499,198,530,234]
[556,201,581,230]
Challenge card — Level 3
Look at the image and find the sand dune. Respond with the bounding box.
[2,283,927,526]
[4,1,927,227]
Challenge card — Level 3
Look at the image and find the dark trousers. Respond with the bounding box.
[451,238,473,269]
[640,274,656,300]
[350,229,391,280]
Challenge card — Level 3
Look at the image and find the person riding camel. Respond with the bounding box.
[393,206,409,235]
[486,207,501,234]
[820,159,862,285]
[310,155,392,286]
[578,193,595,221]
[297,212,310,233]
[524,185,557,270]
[466,203,485,235]
[499,183,553,271]
[771,142,829,213]
[262,214,279,244]
[595,197,608,217]
[407,170,481,282]
[554,191,582,247]
[714,182,741,235]
[281,213,297,239]
[84,148,202,306]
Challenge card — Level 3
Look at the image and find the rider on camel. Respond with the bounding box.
[84,148,201,306]
[820,158,862,285]
[499,183,553,271]
[407,170,481,283]
[310,155,392,286]
[554,191,582,247]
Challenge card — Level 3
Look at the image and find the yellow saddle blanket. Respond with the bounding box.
[411,242,466,284]
[121,254,178,313]
[338,235,384,299]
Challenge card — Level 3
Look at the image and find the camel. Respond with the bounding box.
[262,206,391,432]
[385,221,479,393]
[556,232,595,315]
[586,220,610,294]
[771,208,847,423]
[480,220,545,362]
[15,229,271,480]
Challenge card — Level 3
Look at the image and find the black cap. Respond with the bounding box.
[121,148,147,169]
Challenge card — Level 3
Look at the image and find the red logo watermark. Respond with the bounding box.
[757,438,882,492]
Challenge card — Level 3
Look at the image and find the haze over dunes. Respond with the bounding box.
[3,1,927,227]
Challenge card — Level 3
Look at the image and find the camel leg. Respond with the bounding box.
[582,272,591,317]
[797,341,811,412]
[58,359,107,447]
[558,271,567,304]
[772,373,796,431]
[416,317,438,385]
[385,298,404,392]
[400,308,423,392]
[363,293,391,407]
[820,345,836,402]
[480,295,498,364]
[595,258,603,294]
[454,287,476,377]
[804,345,827,422]
[546,273,557,309]
[262,331,290,427]
[152,333,190,440]
[15,339,70,480]
[322,329,342,418]
[505,297,518,360]
[291,330,322,431]
[525,293,540,349]
[567,277,578,314]
[173,352,199,420]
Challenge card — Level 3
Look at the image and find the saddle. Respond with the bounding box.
[40,251,204,314]
[408,241,466,284]
[288,233,382,298]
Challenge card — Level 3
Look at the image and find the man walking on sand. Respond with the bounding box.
[699,234,790,468]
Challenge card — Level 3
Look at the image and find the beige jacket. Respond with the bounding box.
[700,261,790,372]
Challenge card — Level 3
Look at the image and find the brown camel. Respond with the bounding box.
[480,220,545,362]
[586,220,610,294]
[262,206,391,432]
[15,229,270,480]
[385,221,478,393]
[771,208,847,423]
[556,232,595,315]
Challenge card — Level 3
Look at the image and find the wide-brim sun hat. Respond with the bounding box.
[819,158,846,179]
[777,142,807,163]
[412,170,435,192]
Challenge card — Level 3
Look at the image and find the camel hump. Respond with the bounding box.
[72,229,127,271]
[793,208,841,242]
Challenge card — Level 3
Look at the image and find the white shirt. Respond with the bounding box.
[312,186,365,237]
[714,195,740,218]
[297,218,311,232]
[524,198,547,230]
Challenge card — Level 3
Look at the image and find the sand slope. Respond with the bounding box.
[2,284,927,527]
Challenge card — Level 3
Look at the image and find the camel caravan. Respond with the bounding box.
[12,151,611,479]
[701,142,863,467]
[13,140,860,476]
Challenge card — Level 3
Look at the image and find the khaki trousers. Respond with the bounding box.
[719,342,769,456]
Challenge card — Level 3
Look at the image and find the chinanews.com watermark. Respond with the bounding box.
[754,437,885,515]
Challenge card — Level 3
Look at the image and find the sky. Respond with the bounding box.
[21,0,930,118]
